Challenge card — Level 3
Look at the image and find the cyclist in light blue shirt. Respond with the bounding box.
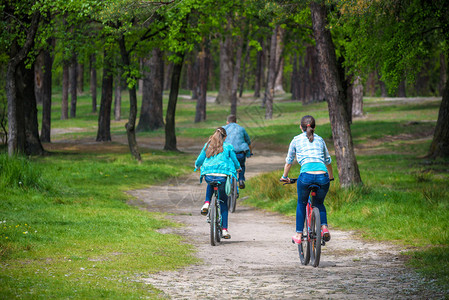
[280,115,334,244]
[223,115,252,189]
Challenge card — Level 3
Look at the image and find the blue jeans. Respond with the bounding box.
[204,175,229,229]
[296,172,330,233]
[236,152,246,182]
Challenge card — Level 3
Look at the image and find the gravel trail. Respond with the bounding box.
[128,150,441,299]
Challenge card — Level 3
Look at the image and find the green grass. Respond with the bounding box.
[0,151,197,298]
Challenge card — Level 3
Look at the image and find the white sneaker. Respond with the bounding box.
[222,229,231,239]
[201,202,209,215]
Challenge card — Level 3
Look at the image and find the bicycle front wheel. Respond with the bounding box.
[298,217,310,265]
[310,207,321,267]
[210,196,219,246]
[229,178,238,213]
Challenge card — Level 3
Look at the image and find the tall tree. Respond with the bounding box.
[310,0,362,187]
[40,36,55,143]
[340,0,449,158]
[138,48,165,131]
[194,40,210,123]
[96,50,113,142]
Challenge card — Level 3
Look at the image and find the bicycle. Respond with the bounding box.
[227,177,238,213]
[282,178,327,267]
[207,181,223,246]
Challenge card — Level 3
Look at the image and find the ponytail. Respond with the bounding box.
[300,115,316,143]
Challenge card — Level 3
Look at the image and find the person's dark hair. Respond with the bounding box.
[300,115,316,143]
[227,114,237,123]
[205,127,227,158]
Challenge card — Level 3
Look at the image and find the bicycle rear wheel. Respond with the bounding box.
[210,196,219,246]
[298,217,310,265]
[310,207,321,267]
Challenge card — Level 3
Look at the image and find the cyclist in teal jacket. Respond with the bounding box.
[195,127,241,239]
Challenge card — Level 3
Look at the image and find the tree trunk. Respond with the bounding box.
[138,48,165,131]
[164,61,173,91]
[20,62,44,155]
[69,54,77,118]
[118,36,141,161]
[274,27,285,94]
[40,38,54,143]
[377,70,388,97]
[114,70,121,121]
[264,26,278,119]
[90,54,97,113]
[310,0,362,187]
[34,51,44,104]
[428,53,449,158]
[216,35,233,104]
[439,53,446,96]
[6,11,40,156]
[61,62,69,119]
[96,51,113,142]
[291,52,300,100]
[77,62,84,94]
[253,38,264,98]
[195,41,210,123]
[230,36,243,116]
[352,76,364,117]
[239,39,250,97]
[165,55,185,151]
[397,80,406,97]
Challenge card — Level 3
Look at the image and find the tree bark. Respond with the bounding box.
[239,39,250,97]
[118,35,141,161]
[138,48,165,131]
[397,80,406,97]
[96,50,113,142]
[310,0,362,187]
[230,36,243,116]
[20,62,44,155]
[77,62,84,94]
[165,55,185,151]
[264,26,278,119]
[34,51,44,104]
[90,54,97,113]
[428,53,449,158]
[439,53,446,96]
[254,38,264,98]
[352,76,364,118]
[195,41,210,123]
[291,52,300,100]
[216,35,233,104]
[40,37,54,143]
[164,61,173,91]
[114,70,121,121]
[69,54,77,118]
[61,62,69,119]
[6,11,40,156]
[274,27,285,94]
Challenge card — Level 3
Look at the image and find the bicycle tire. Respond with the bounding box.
[310,207,321,267]
[230,178,238,213]
[298,218,310,265]
[215,198,221,243]
[210,196,218,246]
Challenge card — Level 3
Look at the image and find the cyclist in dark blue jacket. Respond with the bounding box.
[223,115,252,189]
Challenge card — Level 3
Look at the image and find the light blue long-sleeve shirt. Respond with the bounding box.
[223,122,251,153]
[286,132,331,173]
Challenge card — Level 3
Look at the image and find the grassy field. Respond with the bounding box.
[1,90,448,297]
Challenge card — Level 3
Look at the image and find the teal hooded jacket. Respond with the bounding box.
[195,142,241,179]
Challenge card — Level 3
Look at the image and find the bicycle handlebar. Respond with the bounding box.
[280,177,334,185]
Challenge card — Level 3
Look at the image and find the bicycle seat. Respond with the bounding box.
[208,181,222,187]
[308,184,320,191]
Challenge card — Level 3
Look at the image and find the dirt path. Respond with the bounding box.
[127,150,440,299]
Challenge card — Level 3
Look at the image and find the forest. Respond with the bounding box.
[1,0,449,297]
[1,0,448,185]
